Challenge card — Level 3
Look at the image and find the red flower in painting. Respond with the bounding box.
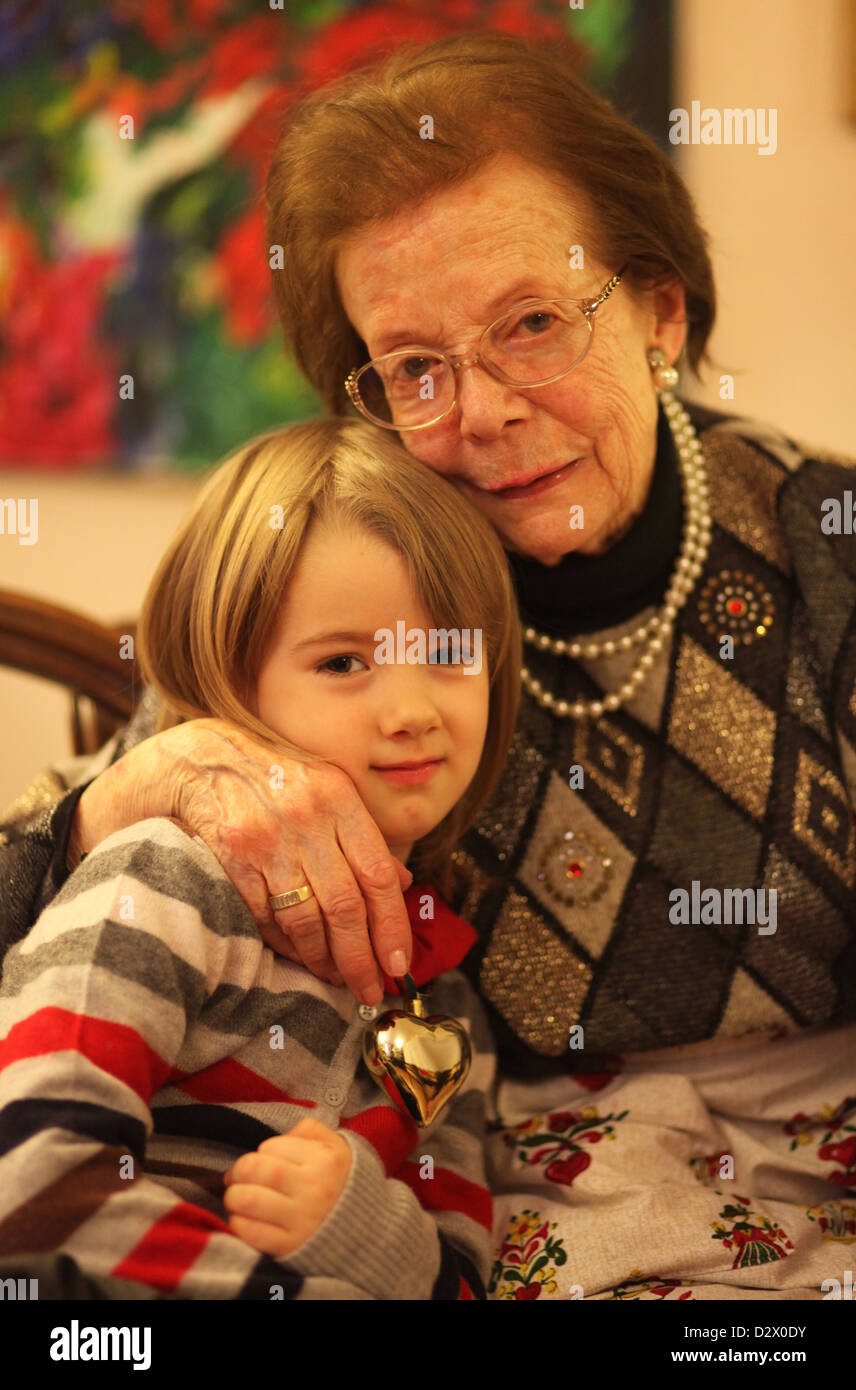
[545,1151,590,1186]
[515,1283,541,1300]
[226,89,295,187]
[214,205,273,345]
[300,8,452,86]
[299,0,569,87]
[130,0,184,49]
[201,15,285,97]
[485,0,564,39]
[121,5,282,125]
[130,0,232,51]
[0,219,121,466]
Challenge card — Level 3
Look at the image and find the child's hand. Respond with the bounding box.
[222,1117,352,1257]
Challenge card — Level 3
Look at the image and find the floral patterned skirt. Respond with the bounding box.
[486,1022,856,1300]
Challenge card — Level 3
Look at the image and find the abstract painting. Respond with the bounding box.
[0,0,673,471]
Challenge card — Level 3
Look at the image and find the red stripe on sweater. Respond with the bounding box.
[339,1105,418,1175]
[0,1007,171,1100]
[395,1160,493,1232]
[174,1058,316,1108]
[112,1201,232,1292]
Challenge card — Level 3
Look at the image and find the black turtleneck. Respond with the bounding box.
[506,401,684,635]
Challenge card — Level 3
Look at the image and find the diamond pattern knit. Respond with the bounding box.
[450,405,856,1077]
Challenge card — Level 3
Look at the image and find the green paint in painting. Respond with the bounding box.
[567,0,633,86]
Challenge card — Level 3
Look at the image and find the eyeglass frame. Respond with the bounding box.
[344,263,630,431]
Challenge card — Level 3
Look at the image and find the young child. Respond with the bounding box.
[0,419,521,1301]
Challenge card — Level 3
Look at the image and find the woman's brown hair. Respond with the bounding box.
[265,30,716,413]
[137,418,521,896]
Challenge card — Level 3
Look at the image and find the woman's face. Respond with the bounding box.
[336,154,687,566]
[253,519,489,864]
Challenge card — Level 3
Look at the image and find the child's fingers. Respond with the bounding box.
[222,1121,351,1187]
[226,1210,299,1259]
[224,1153,299,1193]
[223,1179,298,1232]
[252,1135,314,1165]
[261,1117,339,1149]
[246,1131,345,1167]
[257,1118,350,1162]
[224,1140,324,1186]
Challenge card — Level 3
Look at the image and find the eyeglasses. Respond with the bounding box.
[345,265,628,431]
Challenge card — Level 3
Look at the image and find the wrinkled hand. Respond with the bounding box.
[222,1118,353,1257]
[73,717,412,1003]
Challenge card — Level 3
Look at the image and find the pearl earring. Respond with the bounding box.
[647,347,679,391]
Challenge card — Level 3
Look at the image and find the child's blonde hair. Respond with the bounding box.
[137,419,521,892]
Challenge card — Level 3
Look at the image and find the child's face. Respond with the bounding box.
[253,519,490,862]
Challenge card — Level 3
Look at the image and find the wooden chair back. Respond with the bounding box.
[0,589,139,756]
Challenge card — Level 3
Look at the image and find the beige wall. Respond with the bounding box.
[2,0,855,809]
[675,0,856,452]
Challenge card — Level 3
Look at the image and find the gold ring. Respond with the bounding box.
[269,884,314,911]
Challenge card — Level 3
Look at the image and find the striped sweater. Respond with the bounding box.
[0,817,496,1300]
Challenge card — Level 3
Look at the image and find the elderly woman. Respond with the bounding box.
[2,34,855,1302]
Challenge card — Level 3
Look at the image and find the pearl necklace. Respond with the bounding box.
[521,392,712,720]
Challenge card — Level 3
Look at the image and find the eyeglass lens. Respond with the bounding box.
[355,302,593,427]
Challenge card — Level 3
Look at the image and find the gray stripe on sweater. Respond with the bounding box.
[204,984,349,1062]
[54,829,259,941]
[3,930,352,1070]
[2,920,208,1018]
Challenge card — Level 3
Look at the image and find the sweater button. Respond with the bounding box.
[324,1087,344,1108]
[358,1004,379,1021]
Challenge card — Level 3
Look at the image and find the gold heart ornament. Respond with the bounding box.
[362,974,472,1127]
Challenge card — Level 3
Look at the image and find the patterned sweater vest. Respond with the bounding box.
[450,404,856,1077]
